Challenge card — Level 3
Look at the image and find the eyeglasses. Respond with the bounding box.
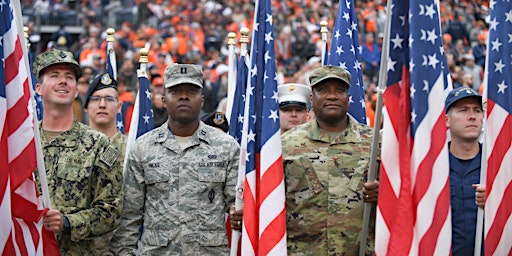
[89,95,118,104]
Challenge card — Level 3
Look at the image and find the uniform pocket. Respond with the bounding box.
[141,229,169,247]
[198,167,226,183]
[56,161,91,182]
[144,168,170,193]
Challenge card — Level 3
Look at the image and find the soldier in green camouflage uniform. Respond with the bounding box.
[282,66,379,256]
[110,64,240,255]
[33,49,123,256]
[83,72,128,255]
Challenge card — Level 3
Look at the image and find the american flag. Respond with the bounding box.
[228,53,248,144]
[375,1,452,255]
[27,52,43,121]
[227,44,246,256]
[238,0,287,254]
[123,66,154,174]
[325,0,366,124]
[483,1,512,255]
[105,36,125,134]
[133,70,153,138]
[1,1,60,255]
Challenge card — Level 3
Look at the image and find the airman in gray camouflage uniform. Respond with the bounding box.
[110,64,240,255]
[282,66,379,256]
[33,49,123,256]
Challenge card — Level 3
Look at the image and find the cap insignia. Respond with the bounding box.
[100,73,112,85]
[213,112,225,125]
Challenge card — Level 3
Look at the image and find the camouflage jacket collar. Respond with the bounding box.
[155,121,212,150]
[308,117,364,145]
[39,119,83,148]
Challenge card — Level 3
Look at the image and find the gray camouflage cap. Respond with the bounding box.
[32,49,82,79]
[164,63,203,88]
[309,65,351,88]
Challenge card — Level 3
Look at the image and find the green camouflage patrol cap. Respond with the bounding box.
[32,49,82,79]
[308,65,350,88]
[164,63,203,88]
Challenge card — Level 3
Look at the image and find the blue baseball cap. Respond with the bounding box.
[445,87,482,113]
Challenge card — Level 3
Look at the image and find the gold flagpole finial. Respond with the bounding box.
[240,28,250,44]
[228,32,236,46]
[106,28,116,42]
[23,26,29,39]
[139,48,148,64]
[320,21,328,34]
[23,26,31,47]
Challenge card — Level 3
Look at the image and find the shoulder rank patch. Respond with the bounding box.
[101,145,120,168]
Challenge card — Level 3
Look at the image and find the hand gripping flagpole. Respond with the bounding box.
[359,0,393,255]
[230,27,250,256]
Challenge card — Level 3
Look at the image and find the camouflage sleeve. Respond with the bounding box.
[110,143,146,255]
[223,140,240,212]
[66,137,123,242]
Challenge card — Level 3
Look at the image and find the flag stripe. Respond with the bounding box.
[238,0,287,253]
[484,2,512,255]
[376,1,452,254]
[1,0,61,254]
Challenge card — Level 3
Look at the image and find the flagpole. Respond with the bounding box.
[14,0,53,210]
[320,21,328,65]
[123,48,148,175]
[474,21,491,256]
[359,0,393,254]
[106,28,117,79]
[226,32,237,123]
[230,27,250,256]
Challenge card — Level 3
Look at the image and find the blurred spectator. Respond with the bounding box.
[136,0,153,29]
[472,32,487,67]
[34,0,50,23]
[362,33,381,84]
[117,58,138,91]
[275,25,294,66]
[74,76,90,124]
[460,72,475,89]
[50,25,73,50]
[116,76,134,103]
[361,1,378,36]
[462,54,482,91]
[204,23,223,52]
[291,28,316,63]
[81,66,95,83]
[444,13,470,44]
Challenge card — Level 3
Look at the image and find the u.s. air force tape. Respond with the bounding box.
[101,145,120,167]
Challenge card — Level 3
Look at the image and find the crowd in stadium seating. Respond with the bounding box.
[22,0,491,125]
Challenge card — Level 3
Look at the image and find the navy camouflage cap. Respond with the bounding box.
[32,49,82,79]
[445,87,482,113]
[83,73,118,108]
[164,63,203,88]
[308,65,351,88]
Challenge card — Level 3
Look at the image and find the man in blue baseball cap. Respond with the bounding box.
[445,86,486,255]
